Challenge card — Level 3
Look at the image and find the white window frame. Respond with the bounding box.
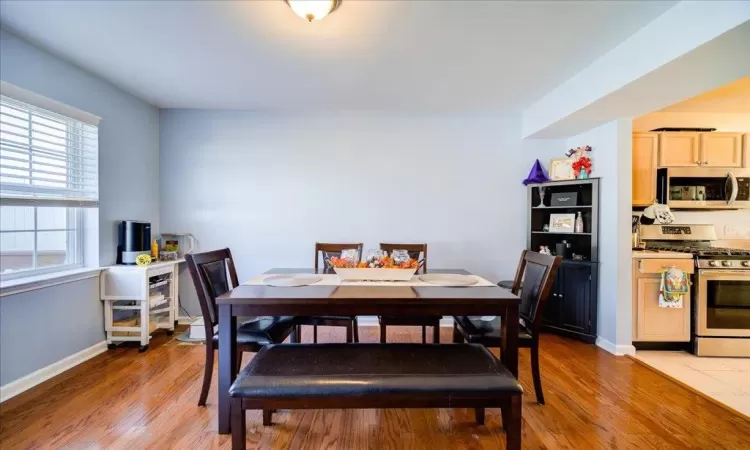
[0,206,84,281]
[0,82,100,281]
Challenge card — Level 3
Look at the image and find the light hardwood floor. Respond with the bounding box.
[1,326,749,449]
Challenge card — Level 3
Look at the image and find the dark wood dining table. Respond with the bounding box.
[215,268,520,434]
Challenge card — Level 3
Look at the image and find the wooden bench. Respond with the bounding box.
[229,343,523,449]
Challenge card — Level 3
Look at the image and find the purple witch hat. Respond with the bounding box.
[522,159,549,185]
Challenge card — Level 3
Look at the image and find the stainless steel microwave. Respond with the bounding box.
[657,168,750,209]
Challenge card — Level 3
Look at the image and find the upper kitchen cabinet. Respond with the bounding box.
[699,132,744,167]
[632,133,658,206]
[658,133,699,167]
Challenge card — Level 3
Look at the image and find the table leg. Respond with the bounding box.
[218,304,237,434]
[502,304,519,378]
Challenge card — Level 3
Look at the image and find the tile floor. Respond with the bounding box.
[632,351,750,418]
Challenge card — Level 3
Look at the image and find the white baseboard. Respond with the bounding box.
[0,340,108,403]
[177,315,456,328]
[177,315,194,325]
[596,337,636,356]
[356,316,454,327]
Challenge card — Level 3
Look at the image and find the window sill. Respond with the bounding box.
[0,267,102,297]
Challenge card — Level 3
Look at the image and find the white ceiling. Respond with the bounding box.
[659,76,750,114]
[0,0,678,111]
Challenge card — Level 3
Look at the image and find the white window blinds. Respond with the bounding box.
[0,94,99,207]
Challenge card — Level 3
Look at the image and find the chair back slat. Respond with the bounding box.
[186,248,239,335]
[510,250,561,334]
[379,243,428,273]
[315,242,364,273]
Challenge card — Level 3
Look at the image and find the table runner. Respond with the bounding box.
[244,273,497,287]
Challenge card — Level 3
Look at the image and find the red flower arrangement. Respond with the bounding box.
[572,156,592,176]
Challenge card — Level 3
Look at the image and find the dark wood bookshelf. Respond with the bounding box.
[526,178,600,344]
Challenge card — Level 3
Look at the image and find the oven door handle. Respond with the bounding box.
[726,172,738,205]
[699,270,749,276]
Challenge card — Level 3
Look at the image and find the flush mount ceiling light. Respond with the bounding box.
[284,0,340,22]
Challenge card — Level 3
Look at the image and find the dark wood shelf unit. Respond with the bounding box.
[526,178,600,343]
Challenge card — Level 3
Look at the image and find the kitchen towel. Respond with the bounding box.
[658,267,689,308]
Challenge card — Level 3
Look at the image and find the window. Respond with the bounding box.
[0,206,82,277]
[0,85,99,280]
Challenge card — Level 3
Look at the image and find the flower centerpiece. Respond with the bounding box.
[567,145,592,179]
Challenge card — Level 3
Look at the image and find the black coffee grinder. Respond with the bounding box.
[116,220,151,265]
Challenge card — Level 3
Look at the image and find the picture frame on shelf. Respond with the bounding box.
[549,213,576,233]
[548,158,575,180]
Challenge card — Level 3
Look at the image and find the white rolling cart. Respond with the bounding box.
[100,259,184,352]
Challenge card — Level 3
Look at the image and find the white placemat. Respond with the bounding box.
[244,273,497,287]
[263,274,322,287]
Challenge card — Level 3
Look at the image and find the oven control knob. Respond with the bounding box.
[742,261,750,267]
[709,260,719,267]
[722,260,732,267]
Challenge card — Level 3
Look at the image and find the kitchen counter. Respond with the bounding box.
[632,251,693,259]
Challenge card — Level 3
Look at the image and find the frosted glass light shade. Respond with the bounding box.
[285,0,338,22]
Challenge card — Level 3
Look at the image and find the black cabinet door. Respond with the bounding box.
[541,266,563,326]
[559,264,592,335]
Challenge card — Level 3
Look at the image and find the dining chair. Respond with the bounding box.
[292,242,363,343]
[186,248,297,407]
[377,243,440,344]
[452,250,561,404]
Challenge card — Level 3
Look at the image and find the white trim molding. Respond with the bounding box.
[0,267,101,297]
[0,80,101,125]
[0,340,107,403]
[596,337,636,356]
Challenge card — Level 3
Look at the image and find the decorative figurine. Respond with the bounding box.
[522,159,550,185]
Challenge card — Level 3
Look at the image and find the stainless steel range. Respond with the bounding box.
[640,224,750,357]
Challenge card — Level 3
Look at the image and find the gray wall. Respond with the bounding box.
[566,120,633,352]
[0,29,160,386]
[159,110,564,317]
[0,277,102,385]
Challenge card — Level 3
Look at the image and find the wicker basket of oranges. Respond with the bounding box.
[329,251,420,282]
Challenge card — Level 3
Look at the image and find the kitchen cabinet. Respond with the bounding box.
[700,132,744,167]
[632,133,658,206]
[631,258,692,342]
[659,133,699,167]
[541,260,598,343]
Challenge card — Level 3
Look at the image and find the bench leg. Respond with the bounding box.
[474,407,485,425]
[346,322,353,343]
[433,324,439,343]
[313,325,318,343]
[262,409,273,426]
[231,398,246,450]
[352,317,360,343]
[505,396,522,450]
[421,326,426,344]
[380,324,387,343]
